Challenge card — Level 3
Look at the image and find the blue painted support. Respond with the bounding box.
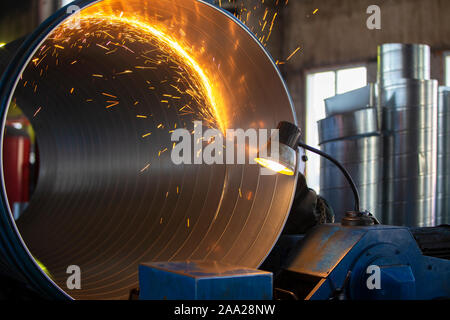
[284,224,450,300]
[139,261,273,300]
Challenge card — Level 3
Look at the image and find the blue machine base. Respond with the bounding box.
[281,224,450,300]
[139,261,273,300]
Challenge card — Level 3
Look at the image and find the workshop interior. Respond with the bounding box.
[0,0,449,301]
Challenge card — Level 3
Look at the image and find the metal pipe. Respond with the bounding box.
[0,0,298,299]
[378,43,437,227]
[318,108,381,221]
[437,87,450,225]
[378,43,430,87]
[380,78,438,227]
[299,141,360,212]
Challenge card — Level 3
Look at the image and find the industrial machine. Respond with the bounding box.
[0,0,449,300]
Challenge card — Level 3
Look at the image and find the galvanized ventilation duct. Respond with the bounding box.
[377,44,431,87]
[318,107,382,222]
[437,87,450,225]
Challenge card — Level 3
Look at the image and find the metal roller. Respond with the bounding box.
[377,43,430,86]
[437,87,450,225]
[0,0,298,299]
[318,108,382,221]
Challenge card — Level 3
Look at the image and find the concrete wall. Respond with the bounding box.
[0,1,38,44]
[277,0,450,129]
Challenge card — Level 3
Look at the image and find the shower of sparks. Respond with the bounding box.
[286,46,301,61]
[115,69,133,75]
[313,8,319,15]
[105,101,119,109]
[18,1,291,208]
[46,11,224,134]
[216,0,288,47]
[102,92,118,99]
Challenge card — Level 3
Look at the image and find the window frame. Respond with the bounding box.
[304,63,368,192]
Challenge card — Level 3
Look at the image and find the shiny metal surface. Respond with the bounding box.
[324,84,377,117]
[380,79,438,227]
[0,0,298,300]
[320,136,382,221]
[319,108,381,221]
[318,108,378,144]
[378,44,430,86]
[437,87,450,225]
[380,78,437,108]
[273,142,297,174]
[285,224,367,278]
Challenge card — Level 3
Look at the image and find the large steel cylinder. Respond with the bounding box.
[380,79,438,227]
[378,44,430,86]
[437,87,450,225]
[318,108,382,222]
[0,0,299,299]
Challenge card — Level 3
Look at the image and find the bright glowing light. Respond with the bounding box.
[0,43,6,48]
[255,157,294,176]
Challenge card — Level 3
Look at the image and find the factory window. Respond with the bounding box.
[446,53,450,86]
[60,0,75,7]
[305,66,367,192]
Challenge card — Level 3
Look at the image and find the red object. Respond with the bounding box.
[3,126,31,207]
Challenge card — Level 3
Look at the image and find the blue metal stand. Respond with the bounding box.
[281,224,450,300]
[139,261,272,300]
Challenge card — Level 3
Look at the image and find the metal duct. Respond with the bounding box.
[380,78,438,227]
[378,43,438,227]
[0,0,298,300]
[437,87,450,225]
[318,108,381,222]
[378,44,430,87]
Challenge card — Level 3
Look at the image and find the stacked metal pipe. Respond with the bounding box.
[319,44,444,226]
[437,87,450,225]
[379,44,438,227]
[318,107,382,222]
